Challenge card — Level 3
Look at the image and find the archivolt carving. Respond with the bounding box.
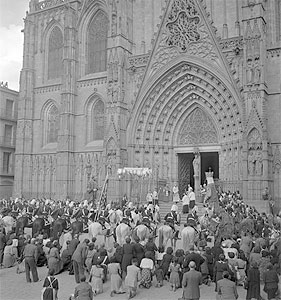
[178,108,218,145]
[132,63,242,146]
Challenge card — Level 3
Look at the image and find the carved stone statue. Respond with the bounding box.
[248,151,255,175]
[255,151,263,175]
[193,152,200,176]
[87,176,98,206]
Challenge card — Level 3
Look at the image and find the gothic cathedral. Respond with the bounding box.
[14,0,281,211]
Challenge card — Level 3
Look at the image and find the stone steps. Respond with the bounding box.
[159,201,205,224]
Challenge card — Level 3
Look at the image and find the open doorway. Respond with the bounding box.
[200,152,219,185]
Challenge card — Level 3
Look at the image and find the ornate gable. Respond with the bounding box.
[244,104,265,138]
[140,0,235,85]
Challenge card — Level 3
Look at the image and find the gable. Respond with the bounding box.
[140,0,237,91]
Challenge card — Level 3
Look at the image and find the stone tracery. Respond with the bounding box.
[178,108,218,145]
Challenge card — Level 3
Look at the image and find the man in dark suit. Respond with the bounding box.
[180,261,202,300]
[183,246,205,272]
[217,271,238,299]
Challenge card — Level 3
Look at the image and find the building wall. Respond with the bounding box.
[14,0,281,211]
[0,83,18,199]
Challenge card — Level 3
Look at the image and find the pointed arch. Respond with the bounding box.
[41,100,59,146]
[177,107,218,145]
[86,10,108,74]
[85,94,105,143]
[47,26,63,79]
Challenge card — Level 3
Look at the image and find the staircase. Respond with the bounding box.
[159,201,205,224]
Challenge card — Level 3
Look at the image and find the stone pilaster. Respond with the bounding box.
[56,5,77,199]
[14,12,35,197]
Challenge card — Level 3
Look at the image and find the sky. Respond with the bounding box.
[0,0,30,91]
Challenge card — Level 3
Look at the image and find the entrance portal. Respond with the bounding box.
[178,153,194,198]
[177,151,219,198]
[200,152,219,184]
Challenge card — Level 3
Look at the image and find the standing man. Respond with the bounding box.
[188,187,196,210]
[180,261,202,300]
[72,238,90,283]
[23,238,39,283]
[173,183,180,204]
[152,188,159,206]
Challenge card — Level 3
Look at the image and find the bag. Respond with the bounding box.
[244,278,249,290]
[236,270,241,281]
[41,276,56,300]
[16,259,25,274]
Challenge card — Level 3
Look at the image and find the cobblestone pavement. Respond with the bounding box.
[0,264,250,300]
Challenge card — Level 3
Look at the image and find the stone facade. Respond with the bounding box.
[14,0,281,211]
[0,82,19,198]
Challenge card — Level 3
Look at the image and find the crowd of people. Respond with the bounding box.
[0,188,280,300]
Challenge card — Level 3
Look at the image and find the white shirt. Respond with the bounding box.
[188,191,196,201]
[140,258,154,270]
[182,195,190,206]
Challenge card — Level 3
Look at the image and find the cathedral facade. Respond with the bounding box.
[14,0,281,210]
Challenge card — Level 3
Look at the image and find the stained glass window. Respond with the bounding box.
[87,11,108,74]
[47,105,59,143]
[48,27,63,79]
[92,100,105,140]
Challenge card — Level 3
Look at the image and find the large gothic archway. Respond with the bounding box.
[127,60,243,190]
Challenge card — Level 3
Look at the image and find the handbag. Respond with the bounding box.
[243,278,249,290]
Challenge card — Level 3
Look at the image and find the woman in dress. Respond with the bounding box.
[161,247,173,279]
[139,252,154,288]
[107,256,125,296]
[47,241,63,275]
[214,254,233,292]
[85,243,96,273]
[42,268,59,300]
[144,236,158,262]
[3,239,17,268]
[263,263,279,300]
[90,260,104,295]
[169,257,180,291]
[246,262,261,300]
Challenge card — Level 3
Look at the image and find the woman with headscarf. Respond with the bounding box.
[48,241,63,275]
[3,239,17,268]
[139,252,154,288]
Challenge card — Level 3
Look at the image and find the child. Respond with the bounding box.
[169,257,180,292]
[125,258,141,299]
[154,263,164,287]
[155,246,165,265]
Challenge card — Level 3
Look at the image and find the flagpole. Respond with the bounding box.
[94,168,109,222]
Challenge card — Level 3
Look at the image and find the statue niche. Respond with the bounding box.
[247,128,263,176]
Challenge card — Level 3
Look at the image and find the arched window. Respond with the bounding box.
[47,105,59,144]
[92,100,105,140]
[48,27,63,79]
[87,11,108,74]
